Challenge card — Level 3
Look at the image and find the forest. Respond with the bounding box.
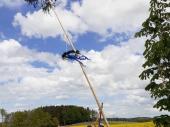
[1,105,97,127]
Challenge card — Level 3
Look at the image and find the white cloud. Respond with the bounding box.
[0,37,168,117]
[13,0,149,39]
[72,0,149,35]
[0,0,25,8]
[13,8,88,39]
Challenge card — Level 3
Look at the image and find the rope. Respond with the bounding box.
[49,1,110,127]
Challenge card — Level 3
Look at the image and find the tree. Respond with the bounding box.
[135,0,170,126]
[40,105,95,125]
[9,111,28,127]
[90,109,98,121]
[27,109,58,127]
[0,108,7,124]
[9,109,58,127]
[24,0,57,12]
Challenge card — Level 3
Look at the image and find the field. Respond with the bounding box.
[71,122,155,127]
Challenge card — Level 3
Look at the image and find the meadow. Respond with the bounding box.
[71,122,155,127]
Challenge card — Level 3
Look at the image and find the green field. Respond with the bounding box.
[71,122,155,127]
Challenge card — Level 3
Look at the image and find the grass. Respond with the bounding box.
[71,122,155,127]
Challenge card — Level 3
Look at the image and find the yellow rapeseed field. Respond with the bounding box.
[71,122,155,127]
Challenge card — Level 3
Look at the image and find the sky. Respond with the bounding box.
[0,0,168,118]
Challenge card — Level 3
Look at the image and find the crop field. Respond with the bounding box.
[71,122,155,127]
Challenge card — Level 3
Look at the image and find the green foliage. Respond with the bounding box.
[9,111,28,127]
[24,0,57,12]
[8,109,58,127]
[154,115,170,127]
[6,105,95,126]
[135,0,170,126]
[39,105,96,125]
[0,108,7,123]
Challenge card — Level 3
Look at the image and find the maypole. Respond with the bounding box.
[49,1,110,127]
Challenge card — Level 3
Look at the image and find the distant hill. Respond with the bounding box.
[107,117,153,122]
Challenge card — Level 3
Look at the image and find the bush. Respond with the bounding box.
[8,109,58,127]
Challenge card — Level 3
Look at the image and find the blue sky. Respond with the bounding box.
[0,4,130,54]
[0,0,168,118]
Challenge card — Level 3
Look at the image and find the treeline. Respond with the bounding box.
[2,105,97,127]
[107,117,153,122]
[6,109,58,127]
[39,105,97,125]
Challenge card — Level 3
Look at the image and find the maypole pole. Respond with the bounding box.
[79,65,110,127]
[49,1,110,126]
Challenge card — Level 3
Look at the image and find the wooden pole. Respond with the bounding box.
[98,103,103,127]
[49,2,110,126]
[80,64,110,127]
